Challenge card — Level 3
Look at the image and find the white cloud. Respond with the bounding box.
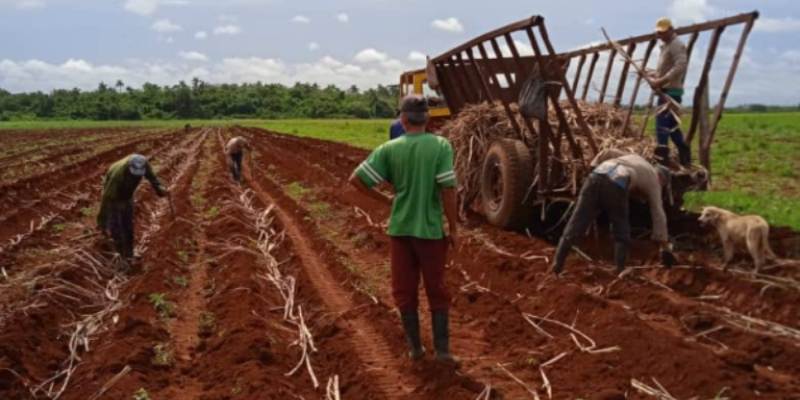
[755,17,800,33]
[213,25,242,35]
[499,40,533,57]
[431,17,464,33]
[194,31,207,40]
[152,19,182,33]
[0,55,414,93]
[16,0,45,9]
[123,0,187,16]
[124,0,157,15]
[354,48,388,63]
[308,42,320,51]
[408,51,426,62]
[292,15,310,24]
[218,14,237,23]
[214,57,287,83]
[336,12,349,23]
[179,51,208,62]
[668,0,713,24]
[780,50,800,62]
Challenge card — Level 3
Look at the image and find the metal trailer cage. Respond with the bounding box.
[427,11,759,198]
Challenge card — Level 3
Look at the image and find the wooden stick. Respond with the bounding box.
[496,363,541,400]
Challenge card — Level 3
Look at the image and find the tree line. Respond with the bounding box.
[0,79,400,121]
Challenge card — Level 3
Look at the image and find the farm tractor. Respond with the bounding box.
[399,12,758,230]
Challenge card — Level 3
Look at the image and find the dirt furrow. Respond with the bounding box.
[240,126,800,398]
[52,129,209,400]
[241,155,422,399]
[0,130,207,400]
[0,130,188,270]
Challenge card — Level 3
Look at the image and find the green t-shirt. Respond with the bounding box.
[355,133,457,240]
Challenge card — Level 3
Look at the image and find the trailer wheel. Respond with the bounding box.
[480,139,534,229]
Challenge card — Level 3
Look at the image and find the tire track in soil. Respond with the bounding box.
[239,137,422,399]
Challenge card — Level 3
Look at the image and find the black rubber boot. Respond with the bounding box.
[551,237,573,275]
[677,145,691,167]
[432,311,458,364]
[400,312,424,360]
[613,241,628,273]
[654,145,670,166]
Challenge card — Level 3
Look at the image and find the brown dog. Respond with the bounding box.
[698,206,776,274]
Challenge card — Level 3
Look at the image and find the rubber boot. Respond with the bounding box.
[432,311,458,365]
[613,241,628,273]
[654,145,670,166]
[551,236,574,275]
[400,312,424,360]
[677,145,691,167]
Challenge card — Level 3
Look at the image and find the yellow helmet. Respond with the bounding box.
[655,17,674,33]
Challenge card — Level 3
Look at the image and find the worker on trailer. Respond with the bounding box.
[551,149,676,275]
[97,154,169,263]
[225,136,250,183]
[350,95,460,364]
[648,17,691,167]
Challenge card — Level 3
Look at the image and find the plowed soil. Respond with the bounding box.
[1,126,798,400]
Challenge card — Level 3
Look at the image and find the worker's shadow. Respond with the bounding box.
[406,359,500,399]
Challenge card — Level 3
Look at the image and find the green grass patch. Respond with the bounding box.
[205,206,220,220]
[147,292,175,319]
[684,191,800,230]
[285,181,310,201]
[133,388,152,400]
[680,113,800,230]
[260,119,392,149]
[308,201,332,220]
[172,275,188,288]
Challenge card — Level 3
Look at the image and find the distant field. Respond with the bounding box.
[2,113,798,229]
[682,112,800,230]
[260,119,391,149]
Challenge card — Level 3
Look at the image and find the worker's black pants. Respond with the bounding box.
[107,201,135,259]
[230,152,243,182]
[553,173,630,272]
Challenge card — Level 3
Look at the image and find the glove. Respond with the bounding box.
[661,249,677,269]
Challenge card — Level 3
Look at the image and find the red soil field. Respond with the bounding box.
[1,126,798,399]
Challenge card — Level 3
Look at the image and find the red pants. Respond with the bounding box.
[390,236,450,313]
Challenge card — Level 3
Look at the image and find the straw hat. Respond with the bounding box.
[655,17,674,33]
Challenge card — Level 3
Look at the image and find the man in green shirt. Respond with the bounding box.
[349,95,459,363]
[97,154,168,262]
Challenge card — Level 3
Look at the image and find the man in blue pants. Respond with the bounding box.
[650,18,691,167]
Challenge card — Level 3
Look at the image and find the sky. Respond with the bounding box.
[0,0,798,105]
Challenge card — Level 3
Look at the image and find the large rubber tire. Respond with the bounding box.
[480,139,535,229]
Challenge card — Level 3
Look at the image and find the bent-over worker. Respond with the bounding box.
[551,149,675,275]
[350,95,459,363]
[225,136,250,183]
[97,154,168,261]
[649,17,691,167]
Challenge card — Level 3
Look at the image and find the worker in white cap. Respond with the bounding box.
[649,17,691,167]
[97,154,168,262]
